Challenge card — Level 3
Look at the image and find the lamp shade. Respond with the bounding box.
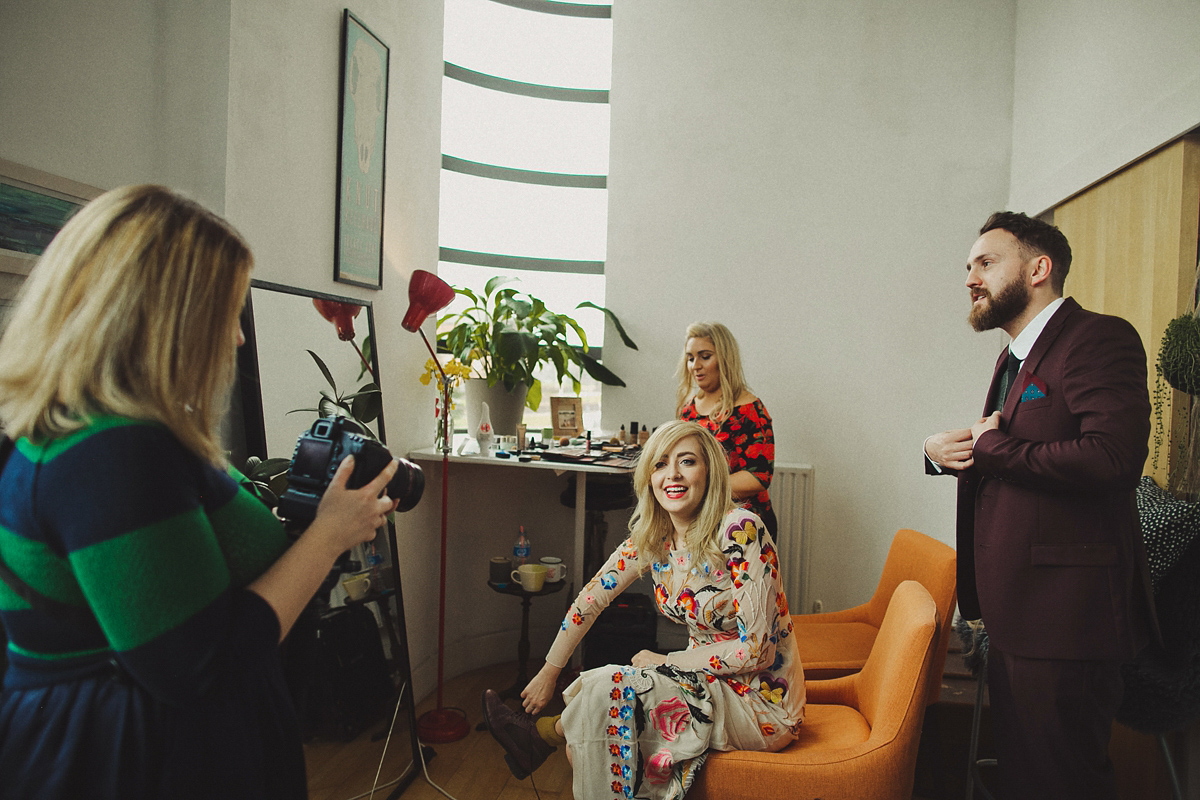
[312,298,363,341]
[402,270,455,332]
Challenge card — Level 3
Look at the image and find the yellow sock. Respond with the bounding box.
[536,714,566,747]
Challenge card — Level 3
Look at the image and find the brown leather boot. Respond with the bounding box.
[481,689,556,779]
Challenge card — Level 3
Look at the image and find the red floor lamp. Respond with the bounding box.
[402,269,470,743]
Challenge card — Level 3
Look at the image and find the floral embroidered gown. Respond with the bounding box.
[546,508,804,800]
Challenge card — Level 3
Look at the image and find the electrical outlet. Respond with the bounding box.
[812,599,823,613]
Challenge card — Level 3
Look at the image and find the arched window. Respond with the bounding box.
[439,0,613,433]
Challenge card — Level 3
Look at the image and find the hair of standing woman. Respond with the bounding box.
[675,321,751,422]
[0,185,253,465]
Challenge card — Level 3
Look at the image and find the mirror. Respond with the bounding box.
[231,280,420,793]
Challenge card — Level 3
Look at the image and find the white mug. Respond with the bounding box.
[539,556,567,583]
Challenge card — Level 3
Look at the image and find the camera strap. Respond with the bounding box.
[0,435,96,627]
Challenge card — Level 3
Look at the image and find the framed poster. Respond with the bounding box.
[334,9,389,289]
[0,159,102,332]
[551,396,584,438]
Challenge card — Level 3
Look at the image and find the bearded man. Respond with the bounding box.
[925,211,1156,799]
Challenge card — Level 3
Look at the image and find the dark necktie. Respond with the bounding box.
[994,351,1021,412]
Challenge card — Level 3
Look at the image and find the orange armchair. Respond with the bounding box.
[793,528,956,703]
[691,580,939,800]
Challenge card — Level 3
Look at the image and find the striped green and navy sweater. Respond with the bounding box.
[0,416,289,703]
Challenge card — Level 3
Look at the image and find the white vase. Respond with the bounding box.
[464,379,529,437]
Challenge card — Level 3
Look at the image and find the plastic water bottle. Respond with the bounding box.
[513,526,531,565]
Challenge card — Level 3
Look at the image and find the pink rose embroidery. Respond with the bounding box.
[645,748,674,785]
[648,696,691,742]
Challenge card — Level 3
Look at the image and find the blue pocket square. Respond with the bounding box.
[1020,383,1047,402]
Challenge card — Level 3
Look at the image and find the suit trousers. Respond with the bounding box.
[987,644,1124,800]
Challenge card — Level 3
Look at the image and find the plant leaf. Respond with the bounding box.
[577,301,638,350]
[484,275,515,299]
[306,350,338,393]
[575,349,626,387]
[526,378,542,412]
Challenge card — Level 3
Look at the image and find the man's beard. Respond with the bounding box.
[969,277,1030,332]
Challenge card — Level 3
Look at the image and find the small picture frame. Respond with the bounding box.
[550,396,583,438]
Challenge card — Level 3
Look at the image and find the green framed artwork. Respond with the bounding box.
[334,9,389,290]
[0,159,102,332]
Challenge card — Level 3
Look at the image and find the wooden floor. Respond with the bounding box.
[302,656,1176,800]
[304,661,572,800]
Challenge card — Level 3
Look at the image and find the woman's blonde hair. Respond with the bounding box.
[629,420,733,569]
[0,184,253,465]
[675,321,750,422]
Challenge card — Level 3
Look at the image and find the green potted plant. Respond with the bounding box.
[1153,311,1200,499]
[436,276,638,434]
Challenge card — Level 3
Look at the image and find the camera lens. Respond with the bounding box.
[387,458,424,512]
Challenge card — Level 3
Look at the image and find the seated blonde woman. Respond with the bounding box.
[482,420,804,800]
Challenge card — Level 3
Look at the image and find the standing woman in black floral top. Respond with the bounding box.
[676,322,777,536]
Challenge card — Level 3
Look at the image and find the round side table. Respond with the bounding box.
[487,578,566,700]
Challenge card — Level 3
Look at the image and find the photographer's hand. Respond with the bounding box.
[249,455,400,641]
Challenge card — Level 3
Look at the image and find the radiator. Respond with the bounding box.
[771,463,815,615]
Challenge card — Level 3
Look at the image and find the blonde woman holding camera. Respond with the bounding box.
[0,185,396,799]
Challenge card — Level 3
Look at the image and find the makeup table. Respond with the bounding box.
[406,446,636,605]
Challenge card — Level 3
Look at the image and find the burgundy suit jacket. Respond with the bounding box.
[946,298,1155,661]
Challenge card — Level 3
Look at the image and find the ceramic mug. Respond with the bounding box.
[511,563,548,592]
[489,556,512,585]
[539,556,567,583]
[342,573,371,601]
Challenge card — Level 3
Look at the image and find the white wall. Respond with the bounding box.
[0,0,231,209]
[1008,0,1200,214]
[600,1,1017,614]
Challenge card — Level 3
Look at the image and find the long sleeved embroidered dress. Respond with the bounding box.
[546,508,804,800]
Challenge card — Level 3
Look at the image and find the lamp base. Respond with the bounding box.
[417,707,470,743]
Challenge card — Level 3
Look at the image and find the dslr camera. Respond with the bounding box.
[276,416,425,525]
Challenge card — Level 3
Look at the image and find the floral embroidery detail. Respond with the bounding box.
[678,588,697,616]
[616,558,626,571]
[730,559,749,588]
[600,571,619,590]
[609,743,633,758]
[654,583,669,606]
[761,723,777,737]
[758,673,788,704]
[572,611,585,626]
[726,678,753,696]
[610,688,622,701]
[607,724,619,736]
[645,748,674,785]
[618,704,633,721]
[609,706,621,719]
[648,696,691,742]
[730,519,757,546]
[709,655,725,671]
[759,683,784,704]
[760,543,778,571]
[617,725,631,740]
[612,781,624,795]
